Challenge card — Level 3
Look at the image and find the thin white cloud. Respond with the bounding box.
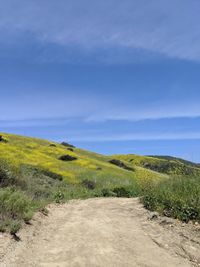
[69,132,200,142]
[0,0,200,61]
[0,118,72,128]
[85,101,200,122]
[1,91,200,122]
[0,91,99,121]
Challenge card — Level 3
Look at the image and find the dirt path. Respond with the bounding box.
[0,198,200,267]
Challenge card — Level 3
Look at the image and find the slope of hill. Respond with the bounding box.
[0,132,164,233]
[0,133,165,188]
[113,154,200,176]
[1,132,199,232]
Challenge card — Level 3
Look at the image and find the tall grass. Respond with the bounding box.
[142,176,200,222]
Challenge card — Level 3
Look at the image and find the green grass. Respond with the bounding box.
[142,175,200,222]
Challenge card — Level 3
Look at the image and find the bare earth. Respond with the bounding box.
[0,198,200,267]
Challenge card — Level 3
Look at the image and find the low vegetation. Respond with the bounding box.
[142,175,200,222]
[0,132,199,233]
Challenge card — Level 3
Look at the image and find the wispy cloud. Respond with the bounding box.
[2,116,200,143]
[1,0,200,62]
[0,91,99,121]
[69,132,200,142]
[0,118,72,128]
[85,99,200,122]
[1,91,200,122]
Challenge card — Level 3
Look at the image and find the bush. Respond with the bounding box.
[101,188,117,197]
[100,186,140,198]
[0,187,31,220]
[82,179,96,190]
[0,160,22,187]
[0,135,8,143]
[61,142,75,148]
[0,187,33,232]
[59,155,77,161]
[113,187,131,197]
[109,159,134,171]
[49,143,56,147]
[39,168,63,181]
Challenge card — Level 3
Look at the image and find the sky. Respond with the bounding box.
[1,0,200,162]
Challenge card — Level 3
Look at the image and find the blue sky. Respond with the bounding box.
[1,0,200,162]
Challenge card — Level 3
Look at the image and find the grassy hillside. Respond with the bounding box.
[0,133,164,188]
[113,154,200,176]
[0,132,199,233]
[0,132,164,233]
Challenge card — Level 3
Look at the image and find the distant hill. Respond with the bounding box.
[148,155,200,168]
[113,154,200,176]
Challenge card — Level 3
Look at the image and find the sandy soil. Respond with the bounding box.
[0,198,200,267]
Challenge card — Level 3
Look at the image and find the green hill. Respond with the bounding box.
[0,132,164,233]
[0,132,199,232]
[0,133,165,189]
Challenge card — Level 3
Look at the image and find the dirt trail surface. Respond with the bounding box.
[0,198,200,267]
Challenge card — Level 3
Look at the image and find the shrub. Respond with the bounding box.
[59,155,77,161]
[101,188,117,197]
[109,159,134,171]
[113,187,131,197]
[0,160,22,187]
[39,168,63,181]
[61,142,75,148]
[82,179,96,190]
[49,143,56,147]
[0,187,33,232]
[0,188,31,220]
[0,135,8,143]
